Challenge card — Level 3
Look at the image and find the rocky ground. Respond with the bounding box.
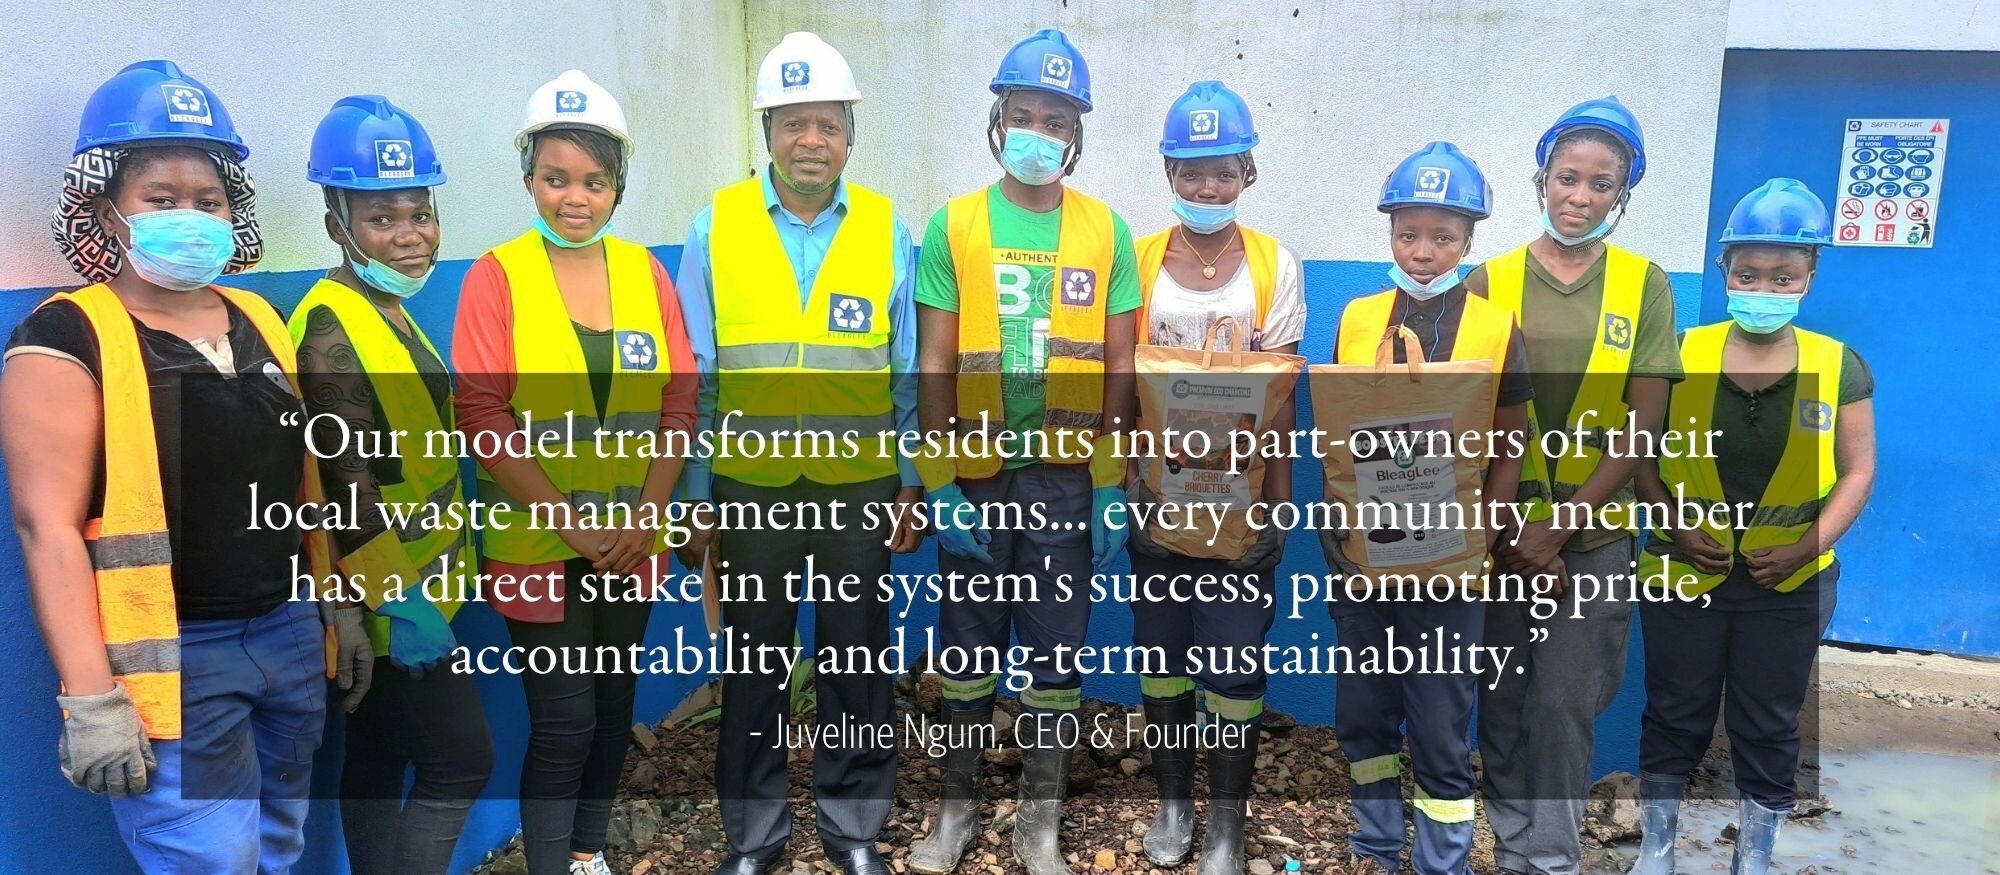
[473,647,2000,875]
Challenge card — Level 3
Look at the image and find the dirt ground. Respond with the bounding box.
[472,646,2000,875]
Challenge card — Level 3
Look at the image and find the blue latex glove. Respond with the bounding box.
[930,484,992,564]
[1091,485,1128,572]
[375,598,455,680]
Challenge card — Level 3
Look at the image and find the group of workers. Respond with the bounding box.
[0,23,1872,875]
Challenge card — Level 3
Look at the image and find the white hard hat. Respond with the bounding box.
[515,70,634,156]
[753,32,862,111]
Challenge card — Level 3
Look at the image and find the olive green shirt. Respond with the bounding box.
[1466,246,1683,552]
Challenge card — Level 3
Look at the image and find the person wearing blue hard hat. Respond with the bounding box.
[290,95,494,875]
[1121,78,1306,875]
[1461,95,1684,875]
[907,27,1141,875]
[1321,141,1534,875]
[2,59,356,873]
[1630,178,1874,875]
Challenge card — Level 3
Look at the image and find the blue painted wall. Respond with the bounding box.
[1706,49,2000,656]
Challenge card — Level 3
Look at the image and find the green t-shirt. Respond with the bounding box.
[1465,247,1683,553]
[916,184,1142,467]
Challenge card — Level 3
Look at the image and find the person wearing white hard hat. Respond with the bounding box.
[673,32,916,875]
[450,69,697,875]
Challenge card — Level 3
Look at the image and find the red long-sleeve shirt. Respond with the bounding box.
[450,250,697,468]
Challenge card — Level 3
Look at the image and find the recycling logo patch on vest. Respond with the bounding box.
[375,140,414,179]
[161,85,212,126]
[1603,313,1633,351]
[617,330,657,371]
[1798,399,1833,431]
[555,90,587,114]
[828,293,874,333]
[1059,267,1096,307]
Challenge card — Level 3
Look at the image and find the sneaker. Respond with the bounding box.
[570,853,614,875]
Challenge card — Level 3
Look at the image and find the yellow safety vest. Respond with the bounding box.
[477,231,672,564]
[288,279,471,652]
[925,187,1114,487]
[1133,225,1279,345]
[1334,288,1513,376]
[707,177,899,487]
[1484,243,1648,522]
[44,283,335,740]
[1644,323,1842,594]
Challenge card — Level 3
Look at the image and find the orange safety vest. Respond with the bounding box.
[1133,225,1280,346]
[41,283,334,741]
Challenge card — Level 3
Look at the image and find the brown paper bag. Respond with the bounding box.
[1309,326,1500,584]
[1136,317,1305,560]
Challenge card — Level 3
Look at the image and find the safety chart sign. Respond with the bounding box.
[1835,118,1948,248]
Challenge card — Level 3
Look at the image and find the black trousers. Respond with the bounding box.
[341,656,495,875]
[509,557,654,874]
[1639,572,1836,809]
[715,475,899,857]
[1128,551,1276,701]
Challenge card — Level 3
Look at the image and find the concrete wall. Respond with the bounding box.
[1728,0,2000,51]
[0,0,749,290]
[1704,49,2000,656]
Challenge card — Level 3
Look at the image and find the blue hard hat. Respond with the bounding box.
[75,59,248,160]
[1718,177,1831,248]
[990,28,1092,112]
[308,95,447,190]
[1535,95,1646,189]
[1379,141,1493,220]
[1160,80,1257,159]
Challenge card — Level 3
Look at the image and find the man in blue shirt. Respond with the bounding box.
[674,32,918,875]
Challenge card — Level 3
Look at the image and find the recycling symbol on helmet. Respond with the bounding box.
[161,85,212,124]
[1188,109,1219,141]
[378,141,409,168]
[556,90,587,113]
[166,87,204,113]
[617,331,657,371]
[1413,166,1451,200]
[782,61,811,88]
[1041,54,1072,86]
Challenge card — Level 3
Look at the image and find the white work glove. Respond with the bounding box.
[57,682,156,796]
[328,604,375,712]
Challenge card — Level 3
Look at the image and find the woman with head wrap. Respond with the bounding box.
[0,60,360,872]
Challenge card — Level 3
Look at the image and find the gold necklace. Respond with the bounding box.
[1177,223,1240,279]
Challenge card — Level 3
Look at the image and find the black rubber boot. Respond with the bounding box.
[1142,694,1198,866]
[1198,717,1262,875]
[908,707,990,874]
[1011,713,1074,875]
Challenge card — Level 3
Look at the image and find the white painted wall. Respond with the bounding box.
[750,0,1729,271]
[0,0,747,291]
[1728,0,2000,51]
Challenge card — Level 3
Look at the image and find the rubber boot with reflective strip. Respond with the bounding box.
[1635,771,1685,875]
[1729,797,1784,875]
[1197,717,1261,875]
[908,707,990,874]
[1143,694,1198,866]
[1012,714,1073,875]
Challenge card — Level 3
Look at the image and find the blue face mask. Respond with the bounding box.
[1000,128,1068,186]
[346,249,433,299]
[115,207,235,291]
[1387,263,1463,302]
[534,213,612,249]
[1726,289,1801,334]
[1538,207,1614,249]
[1173,194,1238,235]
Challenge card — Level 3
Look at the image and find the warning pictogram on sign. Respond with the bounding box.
[1932,121,1945,133]
[1838,223,1860,242]
[1908,198,1930,220]
[1874,199,1899,220]
[1875,224,1897,242]
[1840,198,1864,219]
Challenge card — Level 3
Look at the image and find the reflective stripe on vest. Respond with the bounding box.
[708,177,899,487]
[1133,225,1278,346]
[477,232,671,564]
[1644,323,1842,594]
[1484,243,1646,520]
[288,279,472,651]
[928,187,1114,487]
[48,283,336,740]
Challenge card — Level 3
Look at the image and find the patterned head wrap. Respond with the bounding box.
[52,145,264,284]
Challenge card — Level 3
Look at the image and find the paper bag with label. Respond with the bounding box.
[1309,326,1499,583]
[1136,316,1305,560]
